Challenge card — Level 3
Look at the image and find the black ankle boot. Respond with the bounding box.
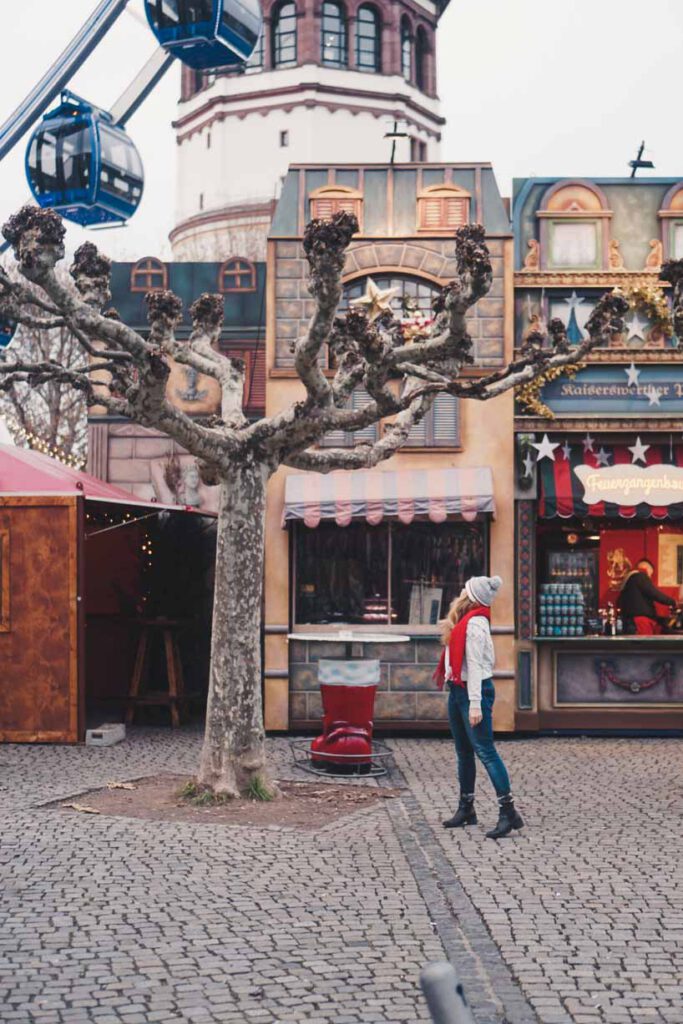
[442,795,477,829]
[486,796,524,839]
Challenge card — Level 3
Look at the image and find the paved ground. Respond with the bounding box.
[0,732,681,1024]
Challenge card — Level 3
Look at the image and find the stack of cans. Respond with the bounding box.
[538,583,584,636]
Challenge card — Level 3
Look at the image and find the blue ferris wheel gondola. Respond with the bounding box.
[144,0,262,70]
[25,92,144,227]
[0,318,17,349]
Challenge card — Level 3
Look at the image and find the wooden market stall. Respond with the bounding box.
[0,444,215,743]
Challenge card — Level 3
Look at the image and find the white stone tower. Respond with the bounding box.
[170,0,452,260]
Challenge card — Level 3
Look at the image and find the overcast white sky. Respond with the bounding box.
[1,0,681,260]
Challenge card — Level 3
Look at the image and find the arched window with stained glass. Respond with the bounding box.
[321,2,347,67]
[272,1,297,68]
[356,5,380,72]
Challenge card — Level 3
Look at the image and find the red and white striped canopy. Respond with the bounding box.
[283,467,495,528]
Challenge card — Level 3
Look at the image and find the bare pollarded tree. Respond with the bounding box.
[0,204,632,797]
[0,317,87,462]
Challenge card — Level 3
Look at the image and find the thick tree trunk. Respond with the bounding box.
[197,460,276,798]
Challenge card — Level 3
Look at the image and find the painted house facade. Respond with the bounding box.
[262,162,517,732]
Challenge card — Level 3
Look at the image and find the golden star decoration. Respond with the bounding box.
[349,278,400,321]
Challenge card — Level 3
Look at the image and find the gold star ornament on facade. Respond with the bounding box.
[349,278,400,321]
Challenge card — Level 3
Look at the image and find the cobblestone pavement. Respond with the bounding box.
[0,733,681,1024]
[395,736,683,1024]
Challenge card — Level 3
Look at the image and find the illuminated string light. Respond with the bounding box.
[13,427,86,470]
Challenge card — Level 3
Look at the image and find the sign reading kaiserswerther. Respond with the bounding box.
[574,464,683,507]
[539,365,683,417]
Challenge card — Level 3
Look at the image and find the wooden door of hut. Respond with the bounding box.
[0,496,82,743]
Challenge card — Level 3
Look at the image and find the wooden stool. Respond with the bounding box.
[126,618,186,728]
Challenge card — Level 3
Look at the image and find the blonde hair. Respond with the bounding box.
[439,592,476,645]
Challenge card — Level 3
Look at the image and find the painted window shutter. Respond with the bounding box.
[421,197,443,228]
[321,387,378,447]
[405,413,428,446]
[431,393,460,445]
[405,394,460,447]
[312,198,336,220]
[445,197,468,228]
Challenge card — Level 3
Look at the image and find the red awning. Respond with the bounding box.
[0,443,182,510]
[539,442,683,520]
[283,467,495,528]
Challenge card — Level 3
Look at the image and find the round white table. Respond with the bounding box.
[288,631,410,657]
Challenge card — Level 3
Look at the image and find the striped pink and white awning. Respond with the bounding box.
[283,467,495,528]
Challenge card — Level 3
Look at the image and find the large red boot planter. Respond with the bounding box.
[311,659,380,772]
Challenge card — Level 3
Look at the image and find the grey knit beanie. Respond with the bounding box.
[465,575,502,607]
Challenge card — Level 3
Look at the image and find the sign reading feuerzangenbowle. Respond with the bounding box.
[574,464,683,506]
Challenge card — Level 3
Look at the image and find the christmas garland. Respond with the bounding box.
[612,282,673,338]
[516,362,585,419]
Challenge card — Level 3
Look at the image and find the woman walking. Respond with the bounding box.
[434,575,524,839]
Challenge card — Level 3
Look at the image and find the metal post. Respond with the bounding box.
[420,962,477,1024]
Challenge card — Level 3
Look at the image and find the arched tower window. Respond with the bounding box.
[131,257,167,293]
[356,5,380,72]
[272,1,297,68]
[415,26,429,92]
[321,2,347,67]
[400,17,412,81]
[219,258,257,293]
[245,28,264,72]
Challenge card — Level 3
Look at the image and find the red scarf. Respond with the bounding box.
[433,606,491,690]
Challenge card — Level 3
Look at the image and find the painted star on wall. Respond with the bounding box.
[626,312,647,343]
[522,452,535,478]
[628,436,650,465]
[349,278,400,321]
[561,440,572,460]
[582,433,595,453]
[624,362,641,387]
[647,387,663,407]
[531,434,560,461]
[595,447,612,466]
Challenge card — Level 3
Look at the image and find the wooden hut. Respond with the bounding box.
[0,444,214,743]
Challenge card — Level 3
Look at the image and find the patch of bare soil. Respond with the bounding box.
[57,774,403,830]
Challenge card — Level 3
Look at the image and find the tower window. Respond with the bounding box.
[321,2,347,68]
[272,1,297,68]
[400,17,412,81]
[415,26,429,92]
[245,29,264,72]
[219,258,257,293]
[206,133,211,149]
[410,138,427,161]
[131,257,167,293]
[280,130,289,147]
[199,192,204,210]
[356,5,380,72]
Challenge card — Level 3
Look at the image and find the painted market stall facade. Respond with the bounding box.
[514,176,683,732]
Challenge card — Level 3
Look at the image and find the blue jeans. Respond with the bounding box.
[447,679,511,799]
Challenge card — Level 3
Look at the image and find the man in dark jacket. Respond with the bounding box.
[618,559,677,635]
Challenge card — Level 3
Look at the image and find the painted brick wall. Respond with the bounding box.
[288,637,447,725]
[274,237,506,369]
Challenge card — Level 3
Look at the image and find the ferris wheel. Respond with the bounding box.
[0,0,262,343]
[0,0,261,226]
